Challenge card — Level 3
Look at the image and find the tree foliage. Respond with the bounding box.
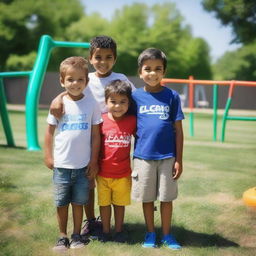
[203,0,256,80]
[213,43,256,80]
[0,0,84,70]
[202,0,256,44]
[106,2,212,78]
[1,0,212,79]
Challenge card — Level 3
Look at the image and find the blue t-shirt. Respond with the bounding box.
[132,87,184,160]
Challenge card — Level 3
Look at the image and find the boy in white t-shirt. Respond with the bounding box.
[44,56,102,250]
[50,36,135,239]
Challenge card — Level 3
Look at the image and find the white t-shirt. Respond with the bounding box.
[47,95,102,169]
[84,72,136,113]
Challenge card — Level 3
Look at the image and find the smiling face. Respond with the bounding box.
[89,48,116,78]
[139,58,165,92]
[106,93,129,120]
[60,67,88,100]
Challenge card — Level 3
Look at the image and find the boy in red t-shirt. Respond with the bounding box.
[97,79,136,243]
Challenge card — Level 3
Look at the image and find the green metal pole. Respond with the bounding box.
[221,98,232,142]
[0,78,15,146]
[189,112,194,136]
[25,35,91,151]
[227,116,256,121]
[0,78,15,147]
[25,35,55,151]
[0,71,32,78]
[213,84,218,141]
[53,40,90,49]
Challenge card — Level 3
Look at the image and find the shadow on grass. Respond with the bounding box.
[0,144,26,150]
[124,223,239,248]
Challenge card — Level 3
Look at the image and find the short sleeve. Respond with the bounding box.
[170,91,185,122]
[92,102,103,125]
[46,112,58,126]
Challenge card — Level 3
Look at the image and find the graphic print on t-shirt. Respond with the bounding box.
[105,130,132,148]
[60,114,88,131]
[139,104,170,120]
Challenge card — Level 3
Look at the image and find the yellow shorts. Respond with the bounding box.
[96,176,131,206]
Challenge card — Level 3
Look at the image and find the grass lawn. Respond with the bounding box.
[0,109,256,256]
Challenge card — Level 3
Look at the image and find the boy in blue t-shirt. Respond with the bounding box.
[131,48,184,250]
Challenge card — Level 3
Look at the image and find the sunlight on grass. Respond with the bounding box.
[0,110,256,256]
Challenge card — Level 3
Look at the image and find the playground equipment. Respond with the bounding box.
[243,187,256,209]
[1,35,256,150]
[0,35,90,150]
[161,77,256,142]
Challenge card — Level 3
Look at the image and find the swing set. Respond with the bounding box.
[0,35,256,151]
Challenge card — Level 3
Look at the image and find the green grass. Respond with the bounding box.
[1,110,256,256]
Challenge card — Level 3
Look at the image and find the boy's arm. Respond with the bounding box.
[44,124,56,170]
[49,91,67,119]
[87,124,101,180]
[173,120,184,180]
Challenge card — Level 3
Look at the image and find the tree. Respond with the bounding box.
[203,0,256,80]
[213,43,256,80]
[106,2,212,78]
[0,0,84,70]
[1,1,212,79]
[107,3,149,75]
[202,0,256,44]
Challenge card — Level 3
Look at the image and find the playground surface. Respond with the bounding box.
[1,109,256,256]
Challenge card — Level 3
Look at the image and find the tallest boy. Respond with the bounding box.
[50,36,135,238]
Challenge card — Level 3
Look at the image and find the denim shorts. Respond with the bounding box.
[53,167,89,207]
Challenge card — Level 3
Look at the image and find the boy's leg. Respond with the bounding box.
[70,167,89,245]
[53,168,71,239]
[142,202,155,232]
[160,201,172,235]
[100,205,111,233]
[71,203,83,235]
[84,186,95,220]
[81,180,102,238]
[57,205,69,237]
[113,205,124,232]
[160,201,181,250]
[158,160,181,250]
[112,177,131,233]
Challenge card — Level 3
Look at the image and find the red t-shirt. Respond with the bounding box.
[99,113,136,178]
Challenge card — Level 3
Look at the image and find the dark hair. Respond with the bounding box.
[105,79,132,102]
[138,48,167,73]
[59,56,88,79]
[89,35,117,59]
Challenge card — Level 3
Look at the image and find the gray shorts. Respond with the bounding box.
[131,158,177,202]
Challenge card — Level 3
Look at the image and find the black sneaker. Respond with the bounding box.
[52,237,70,251]
[70,234,86,249]
[81,216,103,239]
[113,231,128,243]
[98,232,112,243]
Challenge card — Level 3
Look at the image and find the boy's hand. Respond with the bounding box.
[44,156,54,170]
[50,94,66,119]
[172,161,182,180]
[86,161,99,180]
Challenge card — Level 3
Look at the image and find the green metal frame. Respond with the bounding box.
[0,71,32,147]
[0,78,15,146]
[221,97,256,142]
[0,35,90,150]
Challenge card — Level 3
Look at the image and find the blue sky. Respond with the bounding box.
[81,0,241,61]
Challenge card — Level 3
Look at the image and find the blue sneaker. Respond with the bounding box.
[142,232,156,248]
[161,234,181,250]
